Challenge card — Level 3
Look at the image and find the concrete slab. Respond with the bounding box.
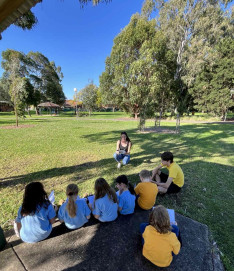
[2,209,224,271]
[0,244,25,271]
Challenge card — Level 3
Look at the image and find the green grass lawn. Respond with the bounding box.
[0,112,233,270]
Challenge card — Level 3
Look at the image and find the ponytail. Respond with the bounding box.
[66,184,78,218]
[67,194,77,218]
[128,183,135,196]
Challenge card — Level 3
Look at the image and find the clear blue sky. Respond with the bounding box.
[0,0,143,99]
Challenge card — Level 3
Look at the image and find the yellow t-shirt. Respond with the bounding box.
[166,162,184,187]
[143,225,181,267]
[134,182,158,210]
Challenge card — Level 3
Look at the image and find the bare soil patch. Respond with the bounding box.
[138,127,177,134]
[0,124,35,129]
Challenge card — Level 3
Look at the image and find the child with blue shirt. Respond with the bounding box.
[89,178,118,222]
[58,184,91,230]
[115,175,136,215]
[15,182,56,243]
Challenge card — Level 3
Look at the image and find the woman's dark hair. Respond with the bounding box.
[94,178,117,203]
[116,175,135,195]
[21,182,50,216]
[121,132,131,143]
[161,151,174,163]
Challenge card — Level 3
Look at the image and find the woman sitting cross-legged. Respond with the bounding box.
[113,131,132,169]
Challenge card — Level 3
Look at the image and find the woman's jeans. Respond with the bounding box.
[113,153,130,165]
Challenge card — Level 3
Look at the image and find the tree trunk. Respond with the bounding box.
[159,110,162,127]
[155,114,158,127]
[112,107,115,112]
[15,108,18,127]
[139,116,145,132]
[176,113,180,133]
[134,113,138,119]
[89,110,91,117]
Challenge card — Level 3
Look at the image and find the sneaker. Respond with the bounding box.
[117,162,121,169]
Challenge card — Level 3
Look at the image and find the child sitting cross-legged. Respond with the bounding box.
[140,205,181,267]
[14,182,56,243]
[134,170,158,210]
[90,178,118,222]
[58,184,91,230]
[115,175,136,215]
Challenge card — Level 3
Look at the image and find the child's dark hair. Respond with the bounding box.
[161,152,174,163]
[94,178,117,203]
[121,132,131,143]
[149,205,171,234]
[116,175,135,195]
[21,182,50,216]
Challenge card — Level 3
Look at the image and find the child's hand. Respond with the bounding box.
[171,221,177,226]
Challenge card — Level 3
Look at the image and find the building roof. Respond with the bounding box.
[0,0,41,37]
[37,102,60,108]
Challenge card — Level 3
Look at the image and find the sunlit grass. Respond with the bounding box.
[0,112,233,270]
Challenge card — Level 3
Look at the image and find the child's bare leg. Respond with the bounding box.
[158,186,167,194]
[155,172,161,182]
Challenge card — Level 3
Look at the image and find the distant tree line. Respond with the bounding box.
[99,0,234,130]
[0,50,65,126]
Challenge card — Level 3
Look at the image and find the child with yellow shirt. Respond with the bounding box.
[152,152,184,194]
[140,205,181,267]
[134,170,158,210]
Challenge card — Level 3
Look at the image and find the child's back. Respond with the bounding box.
[143,225,180,267]
[93,194,118,222]
[135,182,158,210]
[58,199,91,229]
[116,190,135,215]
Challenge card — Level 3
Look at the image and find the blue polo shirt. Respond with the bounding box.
[16,203,56,243]
[58,199,91,229]
[116,190,136,215]
[92,194,118,222]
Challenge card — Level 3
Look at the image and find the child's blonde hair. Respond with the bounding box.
[139,169,151,179]
[149,205,171,234]
[66,184,79,218]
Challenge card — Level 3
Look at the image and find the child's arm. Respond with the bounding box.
[152,164,163,179]
[172,236,181,255]
[157,177,173,189]
[16,222,22,232]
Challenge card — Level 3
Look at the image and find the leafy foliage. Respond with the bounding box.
[100,14,176,130]
[78,82,98,115]
[190,37,234,120]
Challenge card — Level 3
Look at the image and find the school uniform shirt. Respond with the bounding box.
[134,182,158,210]
[58,199,91,229]
[15,203,56,243]
[92,194,118,222]
[116,190,136,215]
[166,162,184,187]
[143,225,181,267]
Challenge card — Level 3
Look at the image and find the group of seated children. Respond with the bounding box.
[14,151,183,268]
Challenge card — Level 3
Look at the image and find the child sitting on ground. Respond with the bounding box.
[134,170,158,210]
[58,184,91,230]
[89,178,118,222]
[152,152,184,194]
[14,182,56,243]
[115,175,136,215]
[140,205,181,267]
